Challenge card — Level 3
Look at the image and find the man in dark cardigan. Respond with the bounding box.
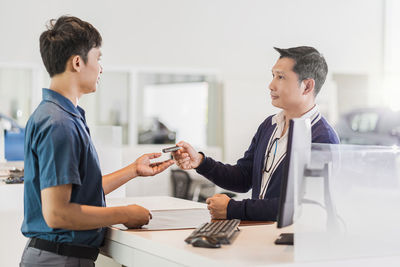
[173,46,339,221]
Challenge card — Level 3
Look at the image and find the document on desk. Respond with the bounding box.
[113,208,211,231]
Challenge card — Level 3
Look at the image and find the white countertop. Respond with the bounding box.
[103,196,293,267]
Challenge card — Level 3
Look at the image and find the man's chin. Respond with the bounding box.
[270,100,281,108]
[83,88,96,95]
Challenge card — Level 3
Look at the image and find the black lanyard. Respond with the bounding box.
[264,137,280,173]
[260,128,285,199]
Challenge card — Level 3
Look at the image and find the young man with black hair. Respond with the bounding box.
[173,46,339,221]
[20,16,174,266]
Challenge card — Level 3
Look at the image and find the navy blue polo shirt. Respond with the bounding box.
[21,88,106,247]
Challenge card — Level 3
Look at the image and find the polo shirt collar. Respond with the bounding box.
[301,104,321,126]
[271,110,285,126]
[42,88,83,119]
[271,104,321,126]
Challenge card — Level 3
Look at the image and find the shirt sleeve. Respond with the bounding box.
[36,121,82,190]
[195,154,253,193]
[227,198,279,221]
[195,118,272,193]
[196,116,272,192]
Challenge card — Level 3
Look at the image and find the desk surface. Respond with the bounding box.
[102,196,293,267]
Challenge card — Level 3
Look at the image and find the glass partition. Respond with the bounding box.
[294,143,400,261]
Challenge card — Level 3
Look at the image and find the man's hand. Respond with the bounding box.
[122,204,152,229]
[133,153,174,177]
[172,141,204,170]
[206,194,231,219]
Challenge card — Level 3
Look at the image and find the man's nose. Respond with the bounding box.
[269,80,275,91]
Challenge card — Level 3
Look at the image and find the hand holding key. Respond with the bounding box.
[171,141,204,170]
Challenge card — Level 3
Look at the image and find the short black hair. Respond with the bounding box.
[273,46,328,96]
[39,16,102,77]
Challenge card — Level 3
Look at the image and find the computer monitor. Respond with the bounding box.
[275,118,311,245]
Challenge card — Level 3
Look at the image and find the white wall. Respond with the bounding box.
[0,0,384,163]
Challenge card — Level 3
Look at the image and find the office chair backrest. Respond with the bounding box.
[170,169,192,200]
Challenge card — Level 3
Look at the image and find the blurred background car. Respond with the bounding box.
[138,117,176,144]
[0,113,25,161]
[335,107,400,146]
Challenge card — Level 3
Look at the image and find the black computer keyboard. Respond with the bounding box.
[185,219,240,248]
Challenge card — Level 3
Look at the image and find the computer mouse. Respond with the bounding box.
[191,236,221,248]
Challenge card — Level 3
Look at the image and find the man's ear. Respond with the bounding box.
[68,55,82,73]
[302,78,315,96]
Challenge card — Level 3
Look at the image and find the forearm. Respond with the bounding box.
[196,156,252,192]
[102,165,137,195]
[45,203,129,230]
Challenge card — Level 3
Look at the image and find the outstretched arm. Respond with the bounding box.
[172,141,253,192]
[102,153,174,195]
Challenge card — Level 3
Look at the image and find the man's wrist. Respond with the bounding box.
[129,163,138,178]
[195,152,205,168]
[115,206,129,225]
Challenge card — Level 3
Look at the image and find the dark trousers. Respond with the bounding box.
[20,240,95,267]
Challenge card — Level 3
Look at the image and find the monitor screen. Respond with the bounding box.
[276,118,311,232]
